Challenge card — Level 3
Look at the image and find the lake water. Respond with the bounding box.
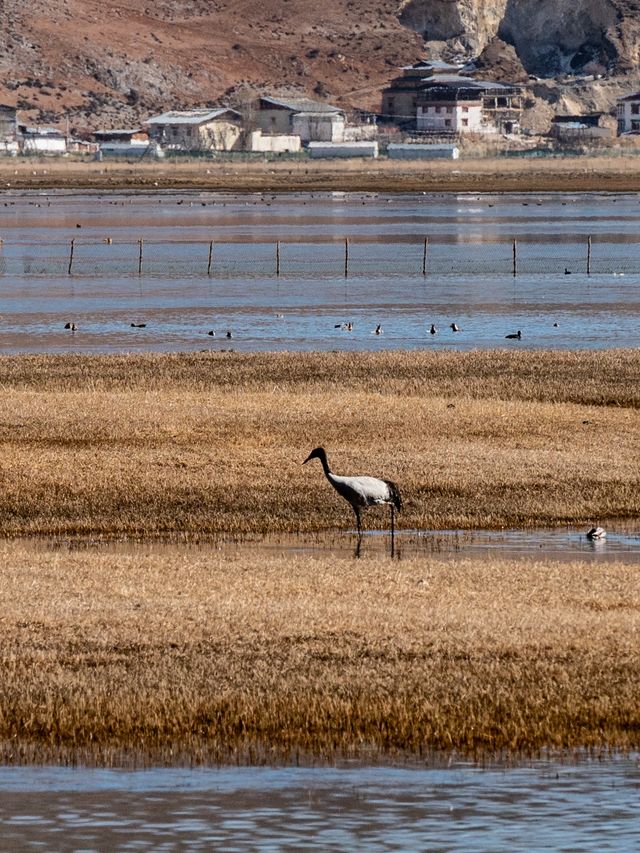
[2,190,640,353]
[0,758,638,851]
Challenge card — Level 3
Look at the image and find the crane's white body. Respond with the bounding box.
[327,472,396,509]
[303,447,402,537]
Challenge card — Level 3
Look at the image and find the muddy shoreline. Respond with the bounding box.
[2,155,640,193]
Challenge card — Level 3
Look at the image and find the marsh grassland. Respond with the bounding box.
[0,349,639,536]
[0,349,638,762]
[0,543,638,764]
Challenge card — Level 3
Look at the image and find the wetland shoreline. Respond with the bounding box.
[3,155,640,193]
[0,349,638,764]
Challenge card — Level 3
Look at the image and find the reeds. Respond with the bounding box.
[0,542,637,764]
[0,350,638,537]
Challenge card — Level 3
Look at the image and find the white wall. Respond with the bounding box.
[247,131,301,152]
[416,103,483,133]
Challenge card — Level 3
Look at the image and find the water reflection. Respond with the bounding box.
[29,523,640,564]
[0,758,637,850]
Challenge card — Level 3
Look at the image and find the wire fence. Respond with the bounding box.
[0,237,639,279]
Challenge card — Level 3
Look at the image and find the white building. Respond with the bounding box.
[617,92,640,134]
[416,77,521,136]
[19,126,67,153]
[145,108,243,151]
[255,97,346,143]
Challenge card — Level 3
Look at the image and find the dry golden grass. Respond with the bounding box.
[0,541,637,764]
[5,156,640,193]
[0,350,638,537]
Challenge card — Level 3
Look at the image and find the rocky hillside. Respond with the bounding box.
[1,0,640,134]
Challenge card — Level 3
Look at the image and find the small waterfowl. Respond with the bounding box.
[374,324,383,335]
[586,526,606,540]
[130,323,146,328]
[64,322,77,331]
[450,323,461,332]
[505,330,522,340]
[429,324,437,335]
[207,330,216,337]
[226,331,233,339]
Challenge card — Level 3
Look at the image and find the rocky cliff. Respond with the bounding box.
[399,0,640,76]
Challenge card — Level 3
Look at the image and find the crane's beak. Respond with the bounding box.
[302,453,312,465]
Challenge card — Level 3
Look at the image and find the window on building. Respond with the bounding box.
[462,118,469,127]
[462,106,468,113]
[632,120,640,130]
[632,103,640,115]
[444,119,451,127]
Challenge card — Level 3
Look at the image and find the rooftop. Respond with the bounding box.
[146,109,241,125]
[258,96,343,114]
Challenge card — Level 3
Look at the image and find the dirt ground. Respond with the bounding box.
[3,155,640,193]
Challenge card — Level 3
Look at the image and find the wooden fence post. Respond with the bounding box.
[138,238,144,275]
[422,237,428,276]
[207,240,213,276]
[512,239,517,277]
[344,237,349,278]
[67,238,75,275]
[276,241,281,277]
[587,235,592,276]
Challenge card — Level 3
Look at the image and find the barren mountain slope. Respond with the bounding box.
[0,0,422,131]
[2,1,640,134]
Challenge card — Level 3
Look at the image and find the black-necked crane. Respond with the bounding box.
[303,447,402,541]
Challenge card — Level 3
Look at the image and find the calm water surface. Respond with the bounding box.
[0,758,638,851]
[2,190,640,353]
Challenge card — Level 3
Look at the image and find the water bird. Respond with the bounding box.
[207,330,216,336]
[130,323,146,328]
[564,268,571,275]
[303,446,402,539]
[64,322,77,331]
[505,330,522,340]
[586,526,606,540]
[226,331,233,339]
[553,322,559,327]
[450,323,461,332]
[430,324,437,335]
[374,324,383,335]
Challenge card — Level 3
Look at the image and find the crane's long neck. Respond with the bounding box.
[317,450,332,479]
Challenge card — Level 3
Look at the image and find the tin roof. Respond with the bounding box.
[258,96,343,114]
[146,108,241,125]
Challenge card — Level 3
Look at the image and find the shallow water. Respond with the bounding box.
[32,522,640,564]
[0,758,638,850]
[2,190,640,353]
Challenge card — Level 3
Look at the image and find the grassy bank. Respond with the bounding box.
[4,155,640,193]
[0,350,638,537]
[0,542,637,764]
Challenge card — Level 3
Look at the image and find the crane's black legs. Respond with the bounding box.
[390,504,395,558]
